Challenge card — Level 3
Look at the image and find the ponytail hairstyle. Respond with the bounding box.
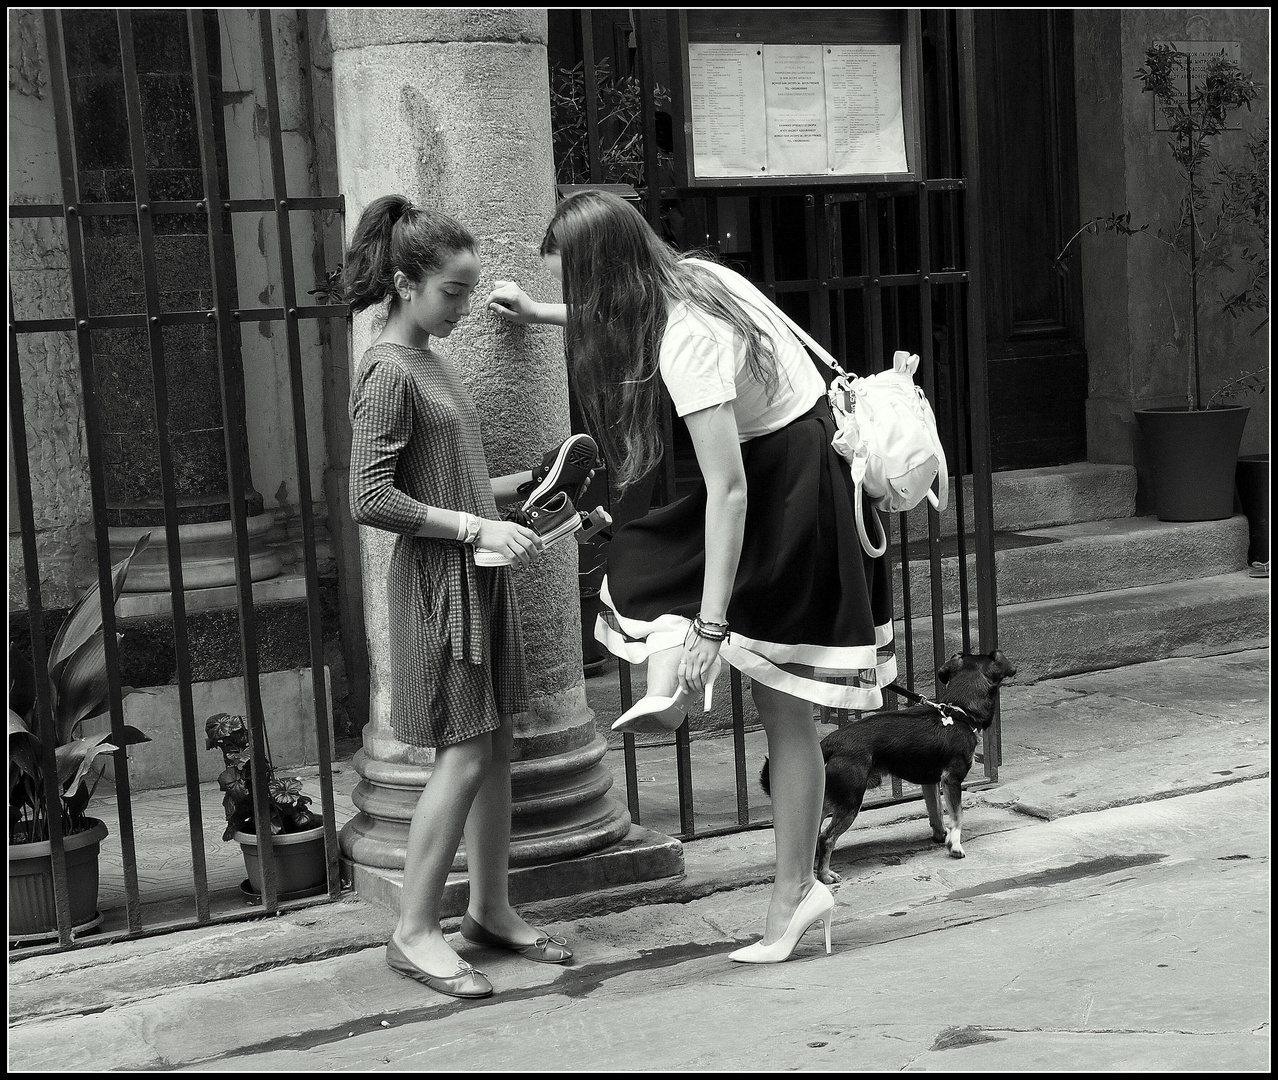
[342,194,478,313]
[541,190,779,492]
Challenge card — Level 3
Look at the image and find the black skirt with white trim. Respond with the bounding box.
[595,396,896,710]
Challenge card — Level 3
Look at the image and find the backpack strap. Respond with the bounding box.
[757,294,893,558]
[759,294,851,382]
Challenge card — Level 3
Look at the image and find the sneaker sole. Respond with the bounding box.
[473,517,583,567]
[522,435,598,510]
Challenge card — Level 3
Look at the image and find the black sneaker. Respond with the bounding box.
[519,434,599,511]
[473,492,584,567]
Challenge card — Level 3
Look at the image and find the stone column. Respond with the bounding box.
[329,9,676,910]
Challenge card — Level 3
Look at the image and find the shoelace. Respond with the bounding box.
[537,933,569,948]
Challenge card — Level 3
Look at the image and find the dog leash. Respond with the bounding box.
[885,682,979,731]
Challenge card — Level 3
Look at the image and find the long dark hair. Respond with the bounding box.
[342,194,478,313]
[541,190,779,491]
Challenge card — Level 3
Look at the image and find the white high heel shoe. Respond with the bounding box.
[728,880,836,964]
[611,648,723,734]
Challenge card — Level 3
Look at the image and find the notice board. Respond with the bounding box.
[669,9,922,188]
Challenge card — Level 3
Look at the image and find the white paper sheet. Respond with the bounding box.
[762,44,829,176]
[824,44,908,175]
[688,42,767,178]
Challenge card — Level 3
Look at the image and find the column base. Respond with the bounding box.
[344,823,685,919]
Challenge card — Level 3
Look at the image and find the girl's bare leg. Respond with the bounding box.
[393,734,491,974]
[462,715,544,943]
[751,677,825,944]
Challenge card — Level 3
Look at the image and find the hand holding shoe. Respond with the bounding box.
[476,519,543,568]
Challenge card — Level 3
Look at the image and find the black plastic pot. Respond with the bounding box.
[1235,453,1269,564]
[1135,406,1250,522]
[234,826,328,900]
[8,818,108,943]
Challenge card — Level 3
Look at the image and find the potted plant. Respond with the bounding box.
[1055,44,1267,522]
[204,712,327,900]
[9,534,152,944]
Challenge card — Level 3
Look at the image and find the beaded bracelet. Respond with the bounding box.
[690,615,730,642]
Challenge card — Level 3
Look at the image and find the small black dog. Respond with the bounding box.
[762,650,1017,884]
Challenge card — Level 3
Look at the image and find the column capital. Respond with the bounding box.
[327,9,547,52]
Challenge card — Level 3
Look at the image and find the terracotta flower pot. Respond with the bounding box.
[234,826,328,900]
[1135,406,1250,522]
[8,818,109,943]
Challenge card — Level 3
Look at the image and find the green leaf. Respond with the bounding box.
[9,642,37,719]
[9,708,41,782]
[47,532,150,676]
[54,731,117,797]
[52,629,111,744]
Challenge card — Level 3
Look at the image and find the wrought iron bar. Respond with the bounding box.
[256,8,340,898]
[579,11,602,183]
[674,722,695,837]
[44,9,145,933]
[9,196,344,217]
[635,9,661,234]
[186,9,279,909]
[956,10,1001,776]
[866,193,885,370]
[618,661,640,824]
[117,9,209,920]
[730,668,749,825]
[9,289,74,944]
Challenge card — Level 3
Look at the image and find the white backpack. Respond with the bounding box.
[767,306,949,557]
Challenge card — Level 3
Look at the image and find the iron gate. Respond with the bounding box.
[554,9,1001,840]
[9,9,349,950]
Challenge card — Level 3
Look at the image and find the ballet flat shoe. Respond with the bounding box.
[612,654,722,734]
[386,937,494,998]
[728,880,835,964]
[460,914,573,964]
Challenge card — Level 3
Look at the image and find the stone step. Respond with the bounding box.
[888,462,1138,539]
[892,514,1250,616]
[895,570,1269,685]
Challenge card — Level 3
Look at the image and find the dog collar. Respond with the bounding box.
[925,698,979,732]
[886,683,981,734]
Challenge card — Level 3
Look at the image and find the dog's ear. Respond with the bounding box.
[988,649,1018,682]
[936,653,965,685]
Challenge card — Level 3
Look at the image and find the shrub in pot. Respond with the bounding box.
[9,535,152,943]
[204,712,327,899]
[1056,45,1268,521]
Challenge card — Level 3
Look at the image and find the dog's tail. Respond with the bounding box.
[762,740,839,795]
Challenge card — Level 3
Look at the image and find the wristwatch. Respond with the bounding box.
[458,512,483,545]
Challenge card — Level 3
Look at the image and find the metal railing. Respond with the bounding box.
[9,9,349,949]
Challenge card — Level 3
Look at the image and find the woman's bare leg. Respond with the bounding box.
[751,677,825,944]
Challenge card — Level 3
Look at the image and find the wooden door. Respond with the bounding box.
[975,10,1087,470]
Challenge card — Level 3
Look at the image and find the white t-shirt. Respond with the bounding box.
[658,258,825,442]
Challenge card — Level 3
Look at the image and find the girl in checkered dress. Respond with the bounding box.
[345,196,572,998]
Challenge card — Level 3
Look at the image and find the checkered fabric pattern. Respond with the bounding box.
[349,343,529,747]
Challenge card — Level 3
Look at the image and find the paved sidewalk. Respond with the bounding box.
[7,644,1270,1071]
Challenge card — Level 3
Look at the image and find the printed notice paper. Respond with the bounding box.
[687,40,908,178]
[763,44,828,176]
[688,42,767,177]
[824,45,907,174]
